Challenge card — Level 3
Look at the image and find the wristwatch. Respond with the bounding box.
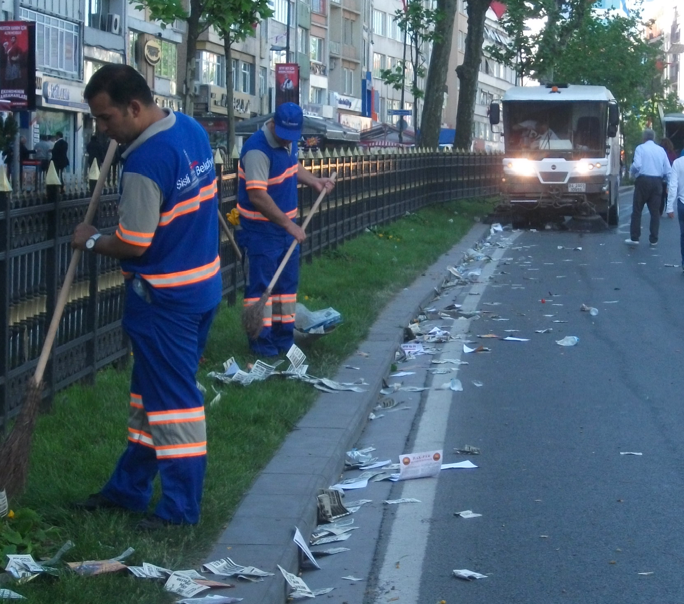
[85,233,102,251]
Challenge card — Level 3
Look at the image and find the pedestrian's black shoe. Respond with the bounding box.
[73,492,125,512]
[135,515,174,532]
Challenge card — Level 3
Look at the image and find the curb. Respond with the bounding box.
[203,221,492,602]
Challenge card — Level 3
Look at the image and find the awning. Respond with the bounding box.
[234,113,360,143]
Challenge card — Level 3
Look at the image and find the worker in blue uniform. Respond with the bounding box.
[71,64,222,529]
[237,103,335,356]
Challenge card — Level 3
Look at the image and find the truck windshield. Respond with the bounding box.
[503,101,607,158]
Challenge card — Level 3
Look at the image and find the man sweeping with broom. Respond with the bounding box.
[70,65,222,530]
[238,103,334,357]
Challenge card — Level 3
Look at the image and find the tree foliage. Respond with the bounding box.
[380,0,441,134]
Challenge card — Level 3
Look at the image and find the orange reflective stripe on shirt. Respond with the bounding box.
[238,167,268,190]
[140,256,220,288]
[268,164,298,186]
[147,406,205,425]
[158,181,217,227]
[116,224,155,247]
[237,203,297,222]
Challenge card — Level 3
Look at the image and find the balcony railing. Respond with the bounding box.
[310,61,328,76]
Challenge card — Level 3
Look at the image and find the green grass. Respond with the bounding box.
[2,198,495,603]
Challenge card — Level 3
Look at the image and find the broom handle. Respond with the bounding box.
[32,139,119,385]
[265,171,337,294]
[217,209,242,261]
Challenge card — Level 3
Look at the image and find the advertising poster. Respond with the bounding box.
[0,21,36,110]
[275,63,299,108]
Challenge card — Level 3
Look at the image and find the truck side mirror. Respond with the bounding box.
[489,102,500,126]
[607,102,619,137]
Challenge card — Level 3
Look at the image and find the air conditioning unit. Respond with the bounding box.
[193,83,201,95]
[107,13,121,35]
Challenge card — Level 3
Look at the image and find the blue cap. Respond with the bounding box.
[274,103,303,141]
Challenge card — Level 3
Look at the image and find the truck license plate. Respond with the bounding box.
[568,183,586,192]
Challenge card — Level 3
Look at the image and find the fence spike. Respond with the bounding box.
[298,148,305,159]
[46,161,61,186]
[331,148,338,158]
[88,158,100,181]
[213,148,224,165]
[230,145,240,159]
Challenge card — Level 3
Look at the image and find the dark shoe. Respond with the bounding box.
[135,515,174,531]
[73,492,125,512]
[649,240,658,247]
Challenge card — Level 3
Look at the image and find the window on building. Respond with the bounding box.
[372,10,386,36]
[85,0,110,29]
[372,53,385,78]
[379,96,386,122]
[232,58,239,90]
[241,62,254,94]
[259,66,267,97]
[343,18,354,45]
[23,8,80,76]
[311,0,326,14]
[343,67,354,95]
[271,0,290,24]
[196,50,225,87]
[127,31,138,68]
[297,27,307,54]
[158,41,177,80]
[310,36,324,62]
[309,86,325,104]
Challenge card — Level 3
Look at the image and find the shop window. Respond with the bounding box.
[23,8,80,77]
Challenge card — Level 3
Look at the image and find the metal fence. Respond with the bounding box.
[0,149,502,431]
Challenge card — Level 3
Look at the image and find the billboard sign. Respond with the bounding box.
[0,21,36,110]
[275,63,299,108]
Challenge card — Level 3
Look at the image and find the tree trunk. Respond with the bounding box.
[224,33,236,154]
[181,0,205,115]
[412,40,420,133]
[454,0,489,151]
[419,0,457,148]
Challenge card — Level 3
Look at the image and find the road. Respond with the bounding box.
[297,189,684,603]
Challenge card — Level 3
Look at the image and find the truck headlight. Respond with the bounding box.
[576,162,594,174]
[507,159,536,176]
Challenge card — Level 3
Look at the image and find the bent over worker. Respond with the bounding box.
[237,103,334,356]
[71,64,222,529]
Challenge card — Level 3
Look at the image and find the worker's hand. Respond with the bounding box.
[72,223,98,250]
[286,222,307,244]
[668,211,675,219]
[312,177,335,194]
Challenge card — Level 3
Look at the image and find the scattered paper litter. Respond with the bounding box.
[395,450,443,480]
[637,572,654,576]
[455,510,482,518]
[310,532,353,546]
[385,498,421,504]
[453,569,488,580]
[390,371,415,377]
[463,344,490,354]
[278,565,314,599]
[294,527,321,569]
[178,596,243,604]
[442,461,478,470]
[342,576,364,582]
[0,590,25,600]
[312,547,350,557]
[203,558,273,578]
[620,452,643,456]
[440,378,463,392]
[556,336,579,347]
[503,336,529,342]
[535,328,553,334]
[164,573,210,598]
[454,445,480,455]
[472,380,483,387]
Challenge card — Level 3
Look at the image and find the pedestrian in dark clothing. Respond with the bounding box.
[86,134,106,168]
[627,129,671,246]
[51,131,69,180]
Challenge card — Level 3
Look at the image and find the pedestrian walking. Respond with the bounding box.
[71,64,222,529]
[51,131,69,186]
[666,155,684,270]
[237,102,334,356]
[627,129,671,247]
[660,137,677,215]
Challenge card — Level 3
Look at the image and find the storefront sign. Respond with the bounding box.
[43,81,88,110]
[339,113,372,132]
[332,92,362,113]
[0,21,36,109]
[144,40,162,66]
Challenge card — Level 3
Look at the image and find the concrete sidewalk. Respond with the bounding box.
[202,221,491,603]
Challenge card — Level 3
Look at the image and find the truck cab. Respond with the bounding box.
[490,84,621,226]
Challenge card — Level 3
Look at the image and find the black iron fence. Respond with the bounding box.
[0,149,502,431]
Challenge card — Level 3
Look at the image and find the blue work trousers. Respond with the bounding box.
[102,282,217,524]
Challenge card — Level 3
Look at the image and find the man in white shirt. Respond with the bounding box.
[627,128,671,246]
[666,155,684,269]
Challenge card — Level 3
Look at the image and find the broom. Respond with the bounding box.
[0,139,118,500]
[242,171,337,340]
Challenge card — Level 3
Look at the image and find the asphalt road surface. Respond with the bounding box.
[300,189,684,604]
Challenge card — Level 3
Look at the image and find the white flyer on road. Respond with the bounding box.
[397,450,443,481]
[278,565,315,598]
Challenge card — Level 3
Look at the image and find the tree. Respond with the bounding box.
[418,0,457,148]
[380,0,441,136]
[453,0,489,151]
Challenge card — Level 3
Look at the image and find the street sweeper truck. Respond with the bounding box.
[489,83,621,226]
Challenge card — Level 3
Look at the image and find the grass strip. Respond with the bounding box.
[5,197,494,603]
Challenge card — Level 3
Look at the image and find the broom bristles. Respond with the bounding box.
[242,291,270,340]
[0,377,43,499]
